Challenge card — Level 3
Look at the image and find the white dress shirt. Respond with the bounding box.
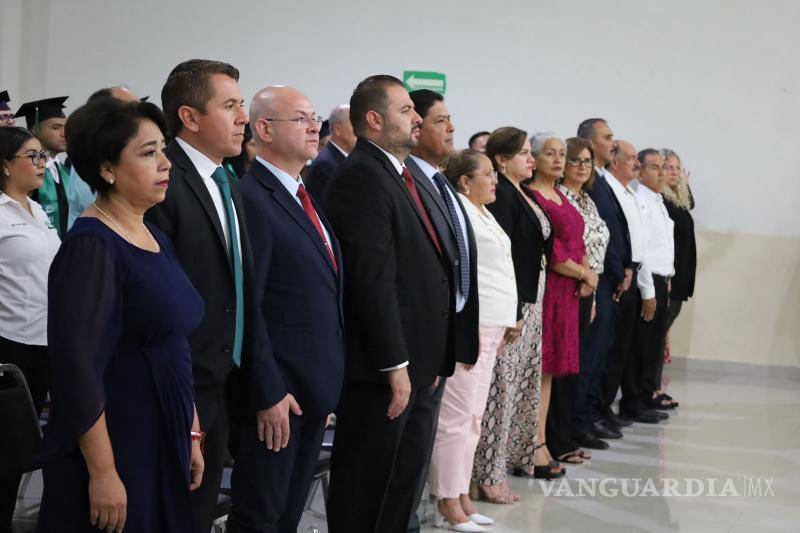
[605,169,646,263]
[328,141,349,158]
[255,156,332,246]
[636,185,675,299]
[459,193,517,327]
[0,193,61,345]
[176,137,241,257]
[408,154,469,313]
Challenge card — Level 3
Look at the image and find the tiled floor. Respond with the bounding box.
[14,364,800,532]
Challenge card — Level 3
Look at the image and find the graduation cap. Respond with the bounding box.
[0,91,10,111]
[14,96,68,130]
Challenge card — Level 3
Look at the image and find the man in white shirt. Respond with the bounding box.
[607,140,667,424]
[620,149,675,417]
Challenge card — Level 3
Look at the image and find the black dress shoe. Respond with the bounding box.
[574,433,610,450]
[605,412,633,427]
[619,410,662,424]
[592,423,622,439]
[648,408,669,420]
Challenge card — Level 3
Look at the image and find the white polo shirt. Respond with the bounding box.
[0,193,61,345]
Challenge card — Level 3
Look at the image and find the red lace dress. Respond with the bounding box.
[532,188,585,376]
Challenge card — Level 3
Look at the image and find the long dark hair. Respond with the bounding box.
[0,126,37,192]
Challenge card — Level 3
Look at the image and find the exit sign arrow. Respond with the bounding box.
[403,71,446,94]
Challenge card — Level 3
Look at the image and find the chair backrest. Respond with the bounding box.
[0,363,43,478]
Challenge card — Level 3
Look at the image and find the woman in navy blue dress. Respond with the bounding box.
[36,99,204,532]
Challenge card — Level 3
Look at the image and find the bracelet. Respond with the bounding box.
[191,431,205,455]
[579,266,584,281]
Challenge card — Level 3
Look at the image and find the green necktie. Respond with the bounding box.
[211,166,243,367]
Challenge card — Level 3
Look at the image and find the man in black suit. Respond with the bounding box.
[146,59,252,533]
[576,118,632,449]
[404,89,478,531]
[305,104,356,200]
[323,75,455,533]
[226,86,346,533]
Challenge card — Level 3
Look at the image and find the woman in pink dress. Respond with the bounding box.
[525,133,598,469]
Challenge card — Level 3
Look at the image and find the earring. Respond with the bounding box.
[109,178,115,184]
[466,188,471,195]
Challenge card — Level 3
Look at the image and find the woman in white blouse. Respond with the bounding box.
[0,126,61,531]
[427,149,518,531]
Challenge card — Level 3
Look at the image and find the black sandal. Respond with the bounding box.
[656,393,679,409]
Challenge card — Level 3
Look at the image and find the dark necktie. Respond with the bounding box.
[401,167,442,255]
[296,184,338,272]
[432,172,470,299]
[210,166,244,367]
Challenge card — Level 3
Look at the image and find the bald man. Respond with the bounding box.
[227,86,346,533]
[305,103,356,200]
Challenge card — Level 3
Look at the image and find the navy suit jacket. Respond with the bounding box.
[588,172,631,288]
[404,156,479,366]
[306,142,346,201]
[239,159,346,416]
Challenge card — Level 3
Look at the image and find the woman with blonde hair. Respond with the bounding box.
[653,148,695,409]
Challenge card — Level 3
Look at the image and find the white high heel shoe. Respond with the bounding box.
[468,513,495,526]
[434,509,486,532]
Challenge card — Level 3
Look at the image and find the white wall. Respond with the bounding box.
[2,0,799,363]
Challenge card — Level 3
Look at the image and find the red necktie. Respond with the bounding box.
[297,184,338,272]
[401,167,442,255]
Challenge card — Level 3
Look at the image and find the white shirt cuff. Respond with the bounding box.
[380,361,409,371]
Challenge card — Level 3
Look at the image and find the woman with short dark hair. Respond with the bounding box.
[549,137,610,463]
[0,126,60,533]
[36,99,205,533]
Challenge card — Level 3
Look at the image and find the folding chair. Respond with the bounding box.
[0,363,44,522]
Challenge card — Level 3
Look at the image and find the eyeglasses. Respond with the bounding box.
[8,150,48,166]
[567,158,593,168]
[264,115,323,128]
[0,112,14,122]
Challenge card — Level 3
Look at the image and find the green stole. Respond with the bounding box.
[38,162,71,237]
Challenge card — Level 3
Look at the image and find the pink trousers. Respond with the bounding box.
[428,325,506,498]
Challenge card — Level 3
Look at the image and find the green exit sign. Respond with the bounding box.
[403,70,446,94]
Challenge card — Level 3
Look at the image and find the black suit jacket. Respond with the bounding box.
[405,156,479,365]
[323,138,454,388]
[238,160,346,415]
[588,172,631,288]
[145,139,255,393]
[305,142,346,201]
[486,175,552,320]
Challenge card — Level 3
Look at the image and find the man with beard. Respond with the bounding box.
[323,75,455,533]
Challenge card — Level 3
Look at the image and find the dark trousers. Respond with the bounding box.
[0,336,47,533]
[191,381,233,533]
[227,413,326,533]
[407,378,446,532]
[620,277,670,414]
[601,284,640,415]
[580,276,616,433]
[328,381,442,533]
[656,299,684,387]
[547,295,592,455]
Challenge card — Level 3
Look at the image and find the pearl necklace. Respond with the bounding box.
[93,202,158,251]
